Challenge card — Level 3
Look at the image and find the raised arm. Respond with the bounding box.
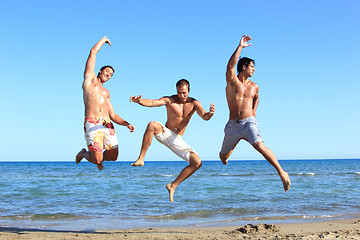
[83,36,112,86]
[194,100,215,121]
[226,35,252,84]
[129,95,168,107]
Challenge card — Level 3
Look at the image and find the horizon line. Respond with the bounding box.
[1,158,359,162]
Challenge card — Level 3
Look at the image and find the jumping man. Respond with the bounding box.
[130,79,215,202]
[76,36,135,170]
[219,35,291,191]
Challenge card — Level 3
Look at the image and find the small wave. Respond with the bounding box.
[162,175,176,177]
[302,215,334,219]
[354,172,360,175]
[5,213,84,220]
[210,173,255,177]
[297,172,316,176]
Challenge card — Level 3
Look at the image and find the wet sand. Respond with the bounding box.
[0,218,359,239]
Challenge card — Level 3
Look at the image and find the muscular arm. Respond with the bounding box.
[83,36,112,87]
[107,96,135,132]
[194,100,215,121]
[226,35,252,84]
[252,85,259,117]
[130,95,169,107]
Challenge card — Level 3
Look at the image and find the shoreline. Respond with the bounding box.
[2,213,359,231]
[1,218,359,239]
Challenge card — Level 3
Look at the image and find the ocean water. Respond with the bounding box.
[0,159,359,231]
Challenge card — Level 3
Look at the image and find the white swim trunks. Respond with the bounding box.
[154,122,198,162]
[220,116,263,154]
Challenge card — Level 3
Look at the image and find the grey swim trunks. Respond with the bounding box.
[220,116,263,154]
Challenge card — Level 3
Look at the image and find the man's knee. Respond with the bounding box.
[91,152,103,164]
[219,152,227,161]
[105,149,118,161]
[147,121,158,130]
[147,121,163,134]
[189,153,202,169]
[219,151,231,161]
[252,141,266,152]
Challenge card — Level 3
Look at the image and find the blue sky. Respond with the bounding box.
[1,0,359,161]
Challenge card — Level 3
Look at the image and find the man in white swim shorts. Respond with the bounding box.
[130,79,215,202]
[153,122,198,162]
[75,36,135,171]
[220,35,291,192]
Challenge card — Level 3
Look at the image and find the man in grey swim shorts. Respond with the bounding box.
[220,35,291,192]
[130,79,215,202]
[220,116,263,154]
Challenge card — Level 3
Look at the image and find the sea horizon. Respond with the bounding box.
[1,159,359,231]
[1,158,359,162]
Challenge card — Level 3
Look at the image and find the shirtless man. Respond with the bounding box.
[219,35,291,191]
[130,79,215,202]
[75,36,135,171]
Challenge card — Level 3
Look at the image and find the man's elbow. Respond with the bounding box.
[89,49,97,56]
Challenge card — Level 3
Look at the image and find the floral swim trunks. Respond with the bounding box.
[84,117,118,152]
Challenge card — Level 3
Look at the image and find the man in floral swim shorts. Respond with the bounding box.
[75,36,135,171]
[84,117,118,152]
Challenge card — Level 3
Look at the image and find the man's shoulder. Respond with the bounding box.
[249,81,259,89]
[83,73,99,88]
[187,97,197,103]
[162,95,172,100]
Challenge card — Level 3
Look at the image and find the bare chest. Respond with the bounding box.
[230,81,256,99]
[169,103,194,118]
[85,84,110,102]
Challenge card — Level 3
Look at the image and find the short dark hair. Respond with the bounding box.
[176,79,190,91]
[98,65,115,75]
[237,57,255,73]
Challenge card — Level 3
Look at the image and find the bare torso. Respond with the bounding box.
[226,76,259,120]
[165,95,196,136]
[83,74,110,118]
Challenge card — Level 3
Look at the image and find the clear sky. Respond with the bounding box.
[1,0,359,161]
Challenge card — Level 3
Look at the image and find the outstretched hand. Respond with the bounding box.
[239,35,252,48]
[209,102,215,114]
[129,95,142,103]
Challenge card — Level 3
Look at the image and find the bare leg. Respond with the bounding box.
[75,148,104,171]
[166,152,202,202]
[219,150,234,165]
[75,148,86,164]
[219,138,241,165]
[132,122,163,167]
[252,141,291,191]
[103,148,118,161]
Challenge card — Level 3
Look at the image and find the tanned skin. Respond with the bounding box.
[76,36,135,170]
[130,83,215,202]
[220,35,291,192]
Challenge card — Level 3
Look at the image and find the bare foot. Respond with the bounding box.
[131,158,144,167]
[166,183,175,203]
[219,152,228,165]
[76,148,86,164]
[280,171,291,192]
[97,162,104,171]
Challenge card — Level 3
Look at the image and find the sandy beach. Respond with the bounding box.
[1,218,359,240]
